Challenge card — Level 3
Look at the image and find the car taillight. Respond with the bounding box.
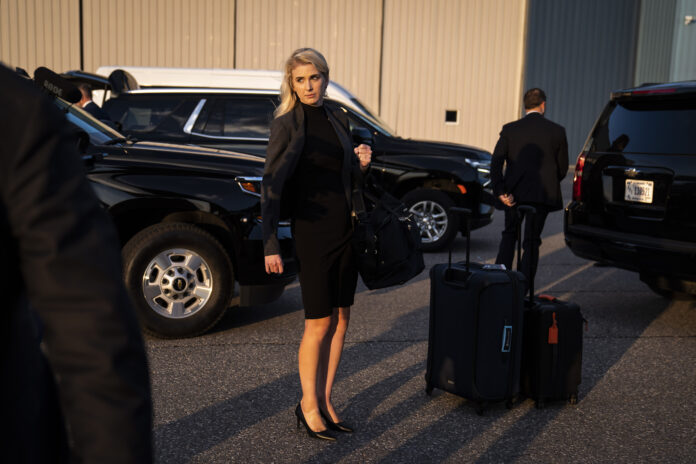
[572,152,586,201]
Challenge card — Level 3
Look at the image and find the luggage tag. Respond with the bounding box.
[548,312,559,345]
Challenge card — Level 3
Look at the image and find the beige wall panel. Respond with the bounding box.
[235,0,383,113]
[0,0,80,74]
[82,0,236,72]
[381,0,527,152]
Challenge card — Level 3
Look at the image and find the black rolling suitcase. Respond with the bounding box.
[425,207,527,415]
[517,206,586,408]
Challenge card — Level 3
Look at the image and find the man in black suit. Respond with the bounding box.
[490,88,569,283]
[78,82,111,121]
[1,65,152,463]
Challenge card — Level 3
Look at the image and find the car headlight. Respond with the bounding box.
[468,160,491,187]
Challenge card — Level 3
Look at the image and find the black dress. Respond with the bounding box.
[290,103,358,319]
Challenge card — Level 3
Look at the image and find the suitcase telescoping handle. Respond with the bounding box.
[516,205,537,303]
[448,207,472,272]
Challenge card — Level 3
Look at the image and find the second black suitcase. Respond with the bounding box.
[425,208,527,415]
[516,205,585,408]
[520,295,585,408]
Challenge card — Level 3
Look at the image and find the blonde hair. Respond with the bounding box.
[274,48,330,118]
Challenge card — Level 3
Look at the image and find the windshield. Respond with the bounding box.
[348,97,396,136]
[54,98,124,145]
[590,98,696,155]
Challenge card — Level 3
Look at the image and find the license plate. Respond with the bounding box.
[625,179,654,203]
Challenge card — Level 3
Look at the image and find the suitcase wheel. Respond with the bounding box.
[475,403,485,416]
[535,399,545,410]
[569,394,578,405]
[505,399,514,409]
[425,385,433,396]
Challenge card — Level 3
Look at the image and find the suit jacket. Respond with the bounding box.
[261,101,358,256]
[0,65,152,463]
[83,100,111,122]
[490,112,569,211]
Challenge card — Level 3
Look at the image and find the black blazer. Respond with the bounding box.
[0,65,152,463]
[261,101,358,256]
[490,112,569,211]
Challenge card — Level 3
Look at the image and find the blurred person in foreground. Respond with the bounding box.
[0,64,152,463]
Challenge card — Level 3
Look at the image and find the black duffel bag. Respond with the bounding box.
[352,189,425,290]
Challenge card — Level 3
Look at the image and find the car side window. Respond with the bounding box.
[341,107,378,135]
[194,97,276,139]
[104,96,197,134]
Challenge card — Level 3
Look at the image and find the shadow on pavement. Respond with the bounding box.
[154,242,675,463]
[153,306,428,463]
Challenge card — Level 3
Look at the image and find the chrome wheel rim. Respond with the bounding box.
[141,248,213,319]
[408,200,448,243]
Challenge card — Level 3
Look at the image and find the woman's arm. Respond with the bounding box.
[261,117,292,257]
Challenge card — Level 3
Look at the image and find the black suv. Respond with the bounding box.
[66,69,495,251]
[564,81,696,298]
[34,68,296,338]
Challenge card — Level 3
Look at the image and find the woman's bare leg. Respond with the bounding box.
[298,315,332,432]
[318,306,350,422]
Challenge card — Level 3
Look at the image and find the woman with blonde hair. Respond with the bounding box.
[261,48,372,441]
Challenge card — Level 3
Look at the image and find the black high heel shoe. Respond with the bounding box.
[295,404,337,441]
[320,409,354,433]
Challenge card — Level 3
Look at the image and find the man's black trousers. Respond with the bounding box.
[495,204,550,283]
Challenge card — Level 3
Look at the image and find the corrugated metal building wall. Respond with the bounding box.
[524,0,640,157]
[635,0,677,86]
[82,0,236,70]
[0,0,524,154]
[234,0,383,120]
[671,0,696,81]
[380,0,528,152]
[3,0,692,160]
[0,0,81,74]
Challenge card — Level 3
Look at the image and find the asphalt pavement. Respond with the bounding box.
[145,176,696,463]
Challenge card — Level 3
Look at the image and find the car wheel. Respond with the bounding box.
[402,189,458,252]
[641,274,696,301]
[122,222,233,338]
[645,283,695,301]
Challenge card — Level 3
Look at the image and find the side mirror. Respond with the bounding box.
[351,127,373,147]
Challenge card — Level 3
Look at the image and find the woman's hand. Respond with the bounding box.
[265,254,284,274]
[354,144,372,171]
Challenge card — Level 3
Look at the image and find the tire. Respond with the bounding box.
[402,189,458,252]
[122,222,234,338]
[641,274,696,301]
[646,284,694,301]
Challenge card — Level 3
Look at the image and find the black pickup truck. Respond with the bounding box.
[564,81,696,298]
[36,68,296,338]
